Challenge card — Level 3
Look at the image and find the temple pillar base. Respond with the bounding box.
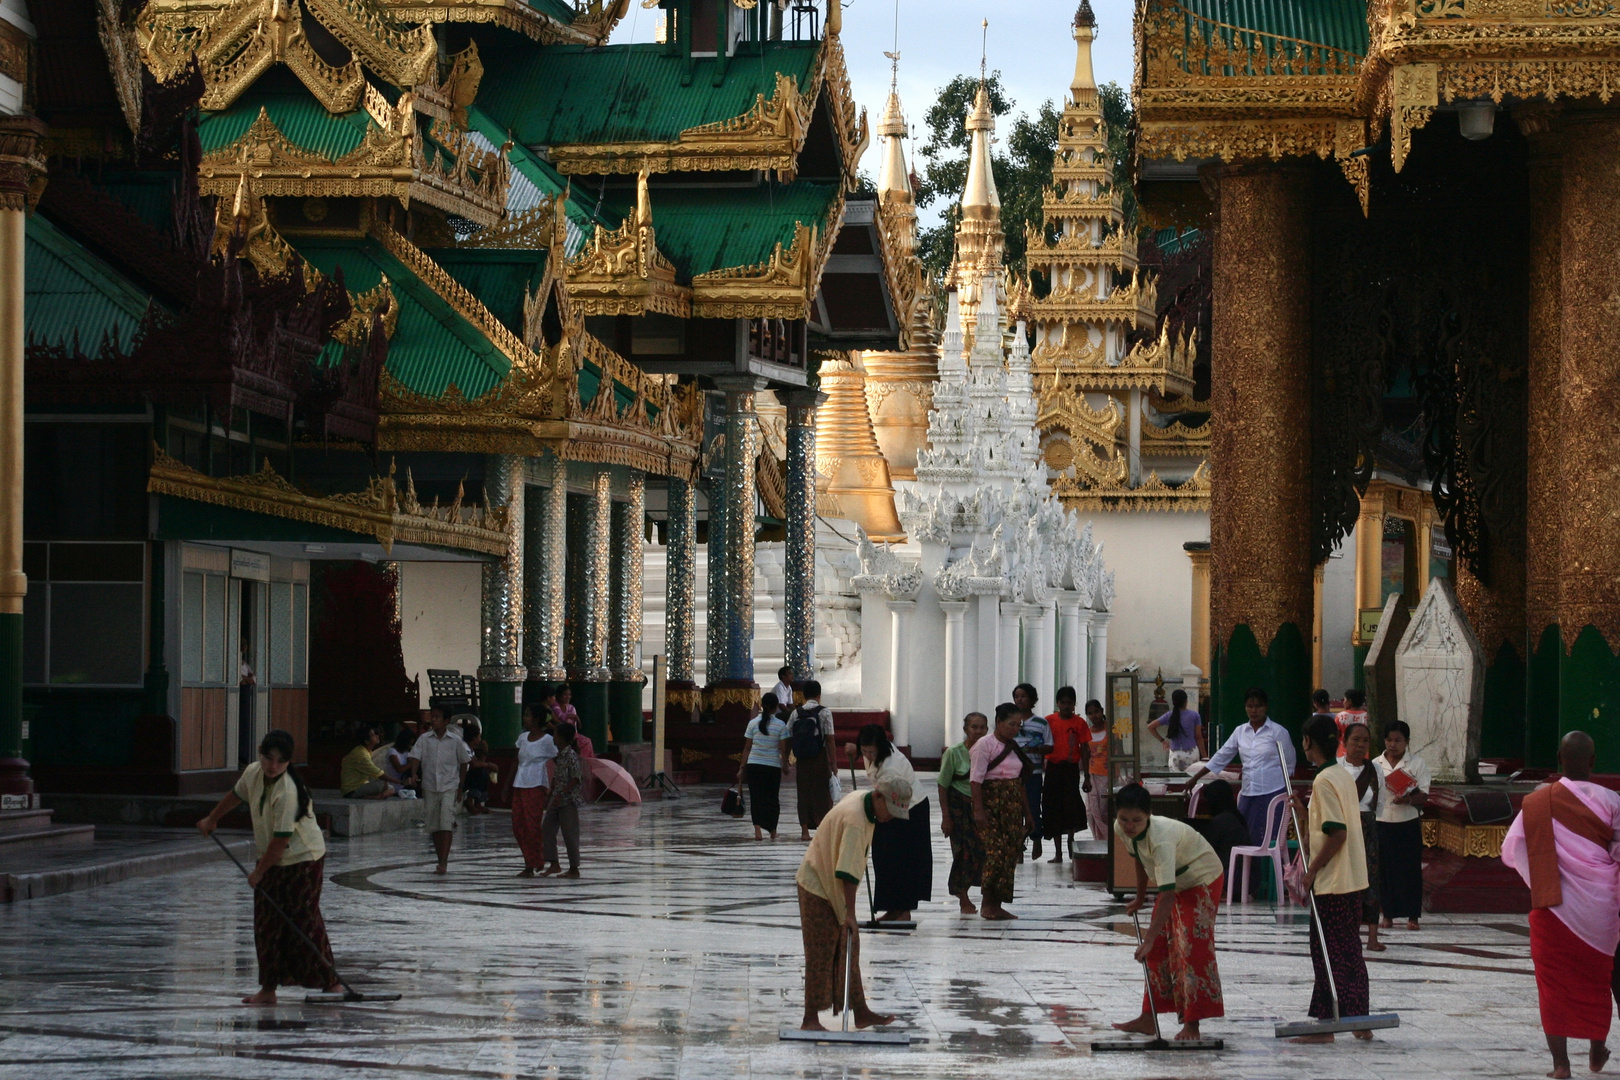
[664,680,701,725]
[704,680,759,727]
[570,678,611,750]
[1214,623,1311,747]
[476,672,524,751]
[1557,626,1620,773]
[609,680,647,743]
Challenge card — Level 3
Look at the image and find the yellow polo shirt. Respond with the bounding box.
[795,790,876,923]
[1308,761,1368,896]
[1115,814,1223,891]
[233,762,325,867]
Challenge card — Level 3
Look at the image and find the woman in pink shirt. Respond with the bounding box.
[971,702,1034,921]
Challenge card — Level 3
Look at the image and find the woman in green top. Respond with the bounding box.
[938,711,989,914]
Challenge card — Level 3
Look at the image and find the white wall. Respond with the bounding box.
[1321,528,1358,698]
[398,561,482,708]
[1089,511,1209,678]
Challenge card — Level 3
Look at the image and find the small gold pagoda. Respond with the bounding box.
[1027,1,1206,512]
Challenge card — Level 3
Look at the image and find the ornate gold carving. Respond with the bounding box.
[97,0,144,134]
[1053,461,1212,513]
[692,192,843,319]
[1391,63,1438,173]
[564,170,690,318]
[303,0,436,88]
[374,0,617,46]
[197,102,509,227]
[1422,818,1507,859]
[148,446,512,555]
[0,16,27,87]
[0,115,47,213]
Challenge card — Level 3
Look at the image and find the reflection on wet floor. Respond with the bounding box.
[0,777,1544,1079]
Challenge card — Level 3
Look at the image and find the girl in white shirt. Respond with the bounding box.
[1372,719,1431,931]
[512,706,557,877]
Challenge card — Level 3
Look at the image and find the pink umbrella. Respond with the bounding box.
[588,757,642,805]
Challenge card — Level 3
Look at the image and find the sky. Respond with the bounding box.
[606,0,1139,227]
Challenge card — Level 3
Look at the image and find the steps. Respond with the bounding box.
[0,809,95,852]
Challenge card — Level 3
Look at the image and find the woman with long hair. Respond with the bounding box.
[851,722,931,921]
[738,691,789,840]
[971,702,1035,920]
[1340,722,1384,951]
[197,729,340,1005]
[939,712,989,913]
[512,704,555,877]
[1148,688,1207,773]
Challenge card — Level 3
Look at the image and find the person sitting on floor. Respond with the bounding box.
[383,729,417,797]
[460,718,494,814]
[341,727,395,800]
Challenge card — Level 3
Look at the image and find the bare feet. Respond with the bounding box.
[955,894,978,915]
[1111,1014,1156,1036]
[1379,918,1393,929]
[754,829,763,841]
[241,989,277,1005]
[1549,1066,1572,1079]
[852,1006,895,1029]
[799,1014,827,1032]
[1407,919,1421,931]
[980,906,1017,921]
[800,830,811,841]
[1175,1022,1202,1041]
[433,863,448,876]
[878,910,912,922]
[1591,1042,1610,1073]
[541,864,562,876]
[561,868,580,878]
[770,832,778,840]
[1354,1030,1374,1041]
[1366,930,1386,952]
[518,868,535,878]
[1048,852,1063,863]
[1289,1033,1335,1044]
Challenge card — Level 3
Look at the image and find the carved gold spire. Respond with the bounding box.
[876,57,911,205]
[951,73,1005,344]
[814,351,904,541]
[1071,1,1097,105]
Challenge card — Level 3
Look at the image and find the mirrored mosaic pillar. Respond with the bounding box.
[608,470,646,742]
[665,474,700,722]
[523,452,567,686]
[704,483,728,693]
[779,389,824,679]
[575,463,613,748]
[709,377,765,719]
[479,453,526,749]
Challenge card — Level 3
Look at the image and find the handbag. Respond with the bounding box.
[721,787,745,817]
[828,772,843,803]
[1283,849,1310,906]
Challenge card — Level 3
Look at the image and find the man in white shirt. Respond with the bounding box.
[772,666,797,720]
[1187,686,1297,863]
[408,707,472,874]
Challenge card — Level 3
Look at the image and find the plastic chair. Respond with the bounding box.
[1225,791,1290,905]
[1185,782,1204,819]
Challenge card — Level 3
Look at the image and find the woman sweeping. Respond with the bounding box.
[1373,719,1430,932]
[938,711,988,913]
[512,705,555,877]
[1042,686,1088,864]
[1111,782,1226,1042]
[971,703,1034,921]
[197,729,340,1005]
[737,692,789,841]
[1291,714,1374,1043]
[849,723,931,921]
[1340,722,1384,951]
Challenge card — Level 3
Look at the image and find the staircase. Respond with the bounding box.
[0,808,95,853]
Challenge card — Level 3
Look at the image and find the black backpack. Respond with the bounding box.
[790,706,827,760]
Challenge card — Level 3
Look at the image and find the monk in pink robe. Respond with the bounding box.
[1502,731,1620,1080]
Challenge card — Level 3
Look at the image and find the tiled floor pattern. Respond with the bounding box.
[0,779,1548,1078]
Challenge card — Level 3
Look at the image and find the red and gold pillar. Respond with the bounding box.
[1207,162,1315,740]
[1556,110,1620,767]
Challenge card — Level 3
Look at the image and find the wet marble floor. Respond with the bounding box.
[0,778,1551,1079]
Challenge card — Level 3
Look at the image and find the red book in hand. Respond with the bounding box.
[1384,768,1416,798]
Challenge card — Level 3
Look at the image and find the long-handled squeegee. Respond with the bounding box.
[210,831,401,1004]
[778,925,910,1045]
[1270,741,1400,1039]
[1091,910,1224,1052]
[852,760,916,932]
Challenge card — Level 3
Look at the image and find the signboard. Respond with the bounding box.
[230,549,271,582]
[651,654,667,776]
[1358,606,1384,643]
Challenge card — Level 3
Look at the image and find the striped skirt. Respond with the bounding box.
[254,857,335,990]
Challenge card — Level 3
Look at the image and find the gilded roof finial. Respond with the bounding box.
[1071,0,1098,102]
[635,167,652,228]
[878,50,910,202]
[1073,0,1095,29]
[979,18,988,88]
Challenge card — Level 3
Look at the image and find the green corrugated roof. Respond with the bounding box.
[198,91,374,159]
[26,213,155,354]
[294,237,511,399]
[649,181,839,278]
[476,41,822,147]
[1181,0,1367,56]
[94,172,177,234]
[526,0,578,23]
[422,249,548,337]
[465,105,613,235]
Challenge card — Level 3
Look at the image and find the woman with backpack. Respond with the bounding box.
[738,692,790,840]
[849,723,932,922]
[790,679,836,840]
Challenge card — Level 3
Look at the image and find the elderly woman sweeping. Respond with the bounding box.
[197,729,340,1005]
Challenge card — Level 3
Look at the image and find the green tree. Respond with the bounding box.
[914,76,1137,284]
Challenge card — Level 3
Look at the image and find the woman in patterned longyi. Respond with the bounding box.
[971,702,1034,921]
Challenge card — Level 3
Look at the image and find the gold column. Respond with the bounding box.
[812,350,903,540]
[1353,498,1384,646]
[1185,543,1211,679]
[1312,563,1326,690]
[0,116,44,793]
[1523,112,1562,644]
[1208,163,1316,657]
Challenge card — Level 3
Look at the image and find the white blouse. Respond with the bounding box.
[513,731,557,789]
[1372,751,1431,824]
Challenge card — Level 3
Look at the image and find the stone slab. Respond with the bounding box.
[1,826,256,903]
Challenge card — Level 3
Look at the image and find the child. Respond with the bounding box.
[1111,782,1226,1042]
[1043,687,1088,864]
[1082,698,1109,839]
[794,776,912,1031]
